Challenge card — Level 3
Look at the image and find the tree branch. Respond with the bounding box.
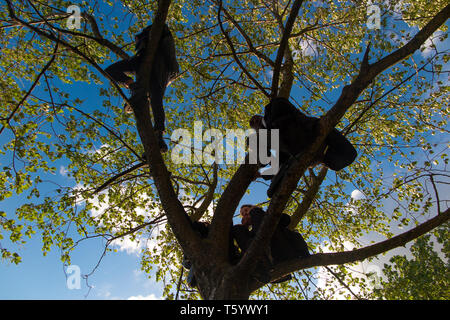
[93,161,147,194]
[4,0,130,103]
[276,1,450,221]
[209,157,259,259]
[270,0,304,97]
[62,12,130,59]
[240,2,450,279]
[263,207,450,289]
[278,46,295,98]
[130,0,203,260]
[67,104,141,159]
[289,166,327,230]
[217,0,270,97]
[26,0,129,59]
[0,39,59,135]
[218,4,275,67]
[191,164,218,221]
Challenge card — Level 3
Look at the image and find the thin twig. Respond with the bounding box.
[0,40,59,135]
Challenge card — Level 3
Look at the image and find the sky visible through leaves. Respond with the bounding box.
[0,0,448,300]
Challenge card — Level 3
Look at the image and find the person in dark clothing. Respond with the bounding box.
[105,23,179,152]
[232,205,310,284]
[250,97,357,197]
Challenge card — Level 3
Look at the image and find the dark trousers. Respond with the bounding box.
[278,128,357,172]
[105,54,168,132]
[261,128,356,180]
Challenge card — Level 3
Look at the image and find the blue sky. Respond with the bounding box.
[0,229,164,300]
[0,85,165,299]
[0,161,269,300]
[1,0,449,300]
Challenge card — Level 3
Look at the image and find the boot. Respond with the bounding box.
[123,101,133,114]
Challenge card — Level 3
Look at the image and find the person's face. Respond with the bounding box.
[240,206,253,226]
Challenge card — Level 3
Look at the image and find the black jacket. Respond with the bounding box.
[134,24,180,81]
[263,97,357,170]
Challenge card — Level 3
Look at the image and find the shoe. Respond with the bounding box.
[123,102,133,114]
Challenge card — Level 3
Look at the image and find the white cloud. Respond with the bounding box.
[343,189,366,215]
[109,219,167,255]
[315,241,383,299]
[110,236,145,255]
[108,204,166,255]
[59,165,69,176]
[71,182,166,255]
[127,293,161,300]
[351,189,365,201]
[298,39,317,57]
[421,31,445,57]
[86,143,111,155]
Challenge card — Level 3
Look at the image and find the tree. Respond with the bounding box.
[0,0,449,299]
[372,223,449,300]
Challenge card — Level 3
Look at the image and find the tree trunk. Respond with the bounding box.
[200,268,252,300]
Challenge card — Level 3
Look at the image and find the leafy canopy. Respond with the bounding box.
[0,0,448,299]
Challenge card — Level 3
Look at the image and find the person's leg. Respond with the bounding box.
[228,224,242,265]
[106,56,141,114]
[231,225,273,283]
[105,59,136,87]
[149,74,167,132]
[278,229,310,260]
[148,58,169,152]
